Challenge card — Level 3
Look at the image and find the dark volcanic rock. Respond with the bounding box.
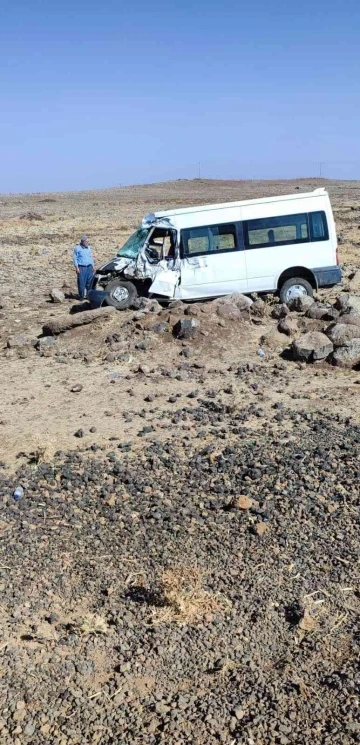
[334,293,350,313]
[287,295,314,312]
[152,322,170,334]
[306,303,337,321]
[251,298,267,317]
[332,339,360,368]
[277,318,298,337]
[293,331,333,362]
[216,303,242,321]
[271,303,289,320]
[37,336,56,352]
[173,317,200,339]
[325,323,360,347]
[216,293,252,312]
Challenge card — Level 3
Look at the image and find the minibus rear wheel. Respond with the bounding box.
[279,277,313,305]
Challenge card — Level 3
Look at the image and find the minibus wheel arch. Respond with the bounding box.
[277,267,317,293]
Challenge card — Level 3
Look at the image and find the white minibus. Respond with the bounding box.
[90,188,341,309]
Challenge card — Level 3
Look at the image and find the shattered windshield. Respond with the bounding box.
[117,228,148,259]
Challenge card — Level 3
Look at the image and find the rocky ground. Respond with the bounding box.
[0,408,359,745]
[0,178,360,744]
[1,177,360,465]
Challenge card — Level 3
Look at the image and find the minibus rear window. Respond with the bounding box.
[244,213,309,249]
[309,211,329,241]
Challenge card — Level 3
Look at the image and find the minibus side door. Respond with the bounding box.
[146,229,180,298]
[175,221,247,299]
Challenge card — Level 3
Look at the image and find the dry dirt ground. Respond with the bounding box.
[0,179,360,745]
[1,177,360,467]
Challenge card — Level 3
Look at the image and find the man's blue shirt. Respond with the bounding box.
[73,244,94,268]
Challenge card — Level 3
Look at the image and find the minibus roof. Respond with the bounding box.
[150,188,328,221]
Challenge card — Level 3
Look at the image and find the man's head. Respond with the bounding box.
[80,235,89,247]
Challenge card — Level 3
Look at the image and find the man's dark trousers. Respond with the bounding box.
[77,265,94,299]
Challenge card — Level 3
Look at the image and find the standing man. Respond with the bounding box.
[73,236,95,300]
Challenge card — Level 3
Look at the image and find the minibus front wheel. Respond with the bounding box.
[105,279,138,310]
[279,277,313,305]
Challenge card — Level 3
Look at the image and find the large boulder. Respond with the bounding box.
[147,299,163,313]
[271,303,289,320]
[323,307,340,322]
[50,289,65,304]
[287,295,314,312]
[132,298,162,313]
[173,317,200,339]
[36,336,56,352]
[168,300,184,310]
[133,297,150,310]
[277,318,299,337]
[293,331,333,362]
[332,339,360,368]
[337,312,360,327]
[226,293,253,311]
[216,303,242,321]
[348,270,360,293]
[184,304,201,317]
[325,323,360,347]
[152,322,170,334]
[251,299,267,317]
[347,295,360,315]
[306,303,339,321]
[43,306,116,335]
[7,335,32,349]
[259,328,288,349]
[214,294,252,312]
[334,293,350,313]
[335,291,360,315]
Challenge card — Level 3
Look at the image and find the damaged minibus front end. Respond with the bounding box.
[88,214,180,310]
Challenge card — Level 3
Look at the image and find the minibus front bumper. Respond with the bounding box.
[313,265,342,287]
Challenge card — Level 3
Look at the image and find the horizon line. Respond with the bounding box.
[1,175,358,199]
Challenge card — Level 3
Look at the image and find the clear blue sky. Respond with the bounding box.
[0,0,359,192]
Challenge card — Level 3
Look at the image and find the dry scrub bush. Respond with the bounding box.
[16,435,57,466]
[151,566,229,625]
[72,614,109,636]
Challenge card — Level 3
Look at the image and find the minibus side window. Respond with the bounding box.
[180,223,238,258]
[244,213,309,250]
[309,211,329,241]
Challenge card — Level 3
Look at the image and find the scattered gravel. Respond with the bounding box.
[0,406,359,744]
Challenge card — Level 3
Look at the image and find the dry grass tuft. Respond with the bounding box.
[72,614,109,636]
[31,438,57,464]
[16,434,57,466]
[151,566,229,625]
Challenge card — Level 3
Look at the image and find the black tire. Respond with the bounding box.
[279,277,313,305]
[104,279,138,310]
